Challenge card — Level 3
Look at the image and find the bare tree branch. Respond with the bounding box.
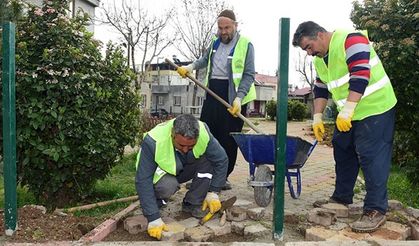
[97,0,176,89]
[295,51,315,89]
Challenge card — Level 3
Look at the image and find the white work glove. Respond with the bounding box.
[147,218,168,240]
[176,64,194,78]
[312,113,325,142]
[336,101,357,132]
[227,97,242,117]
[201,192,221,214]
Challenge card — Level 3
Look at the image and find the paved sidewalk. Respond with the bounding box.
[227,120,362,216]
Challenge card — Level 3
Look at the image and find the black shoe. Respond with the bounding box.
[156,199,167,208]
[222,180,232,190]
[182,202,207,218]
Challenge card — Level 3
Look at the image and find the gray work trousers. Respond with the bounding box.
[154,157,214,206]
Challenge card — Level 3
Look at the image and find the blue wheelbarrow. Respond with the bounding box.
[231,133,317,207]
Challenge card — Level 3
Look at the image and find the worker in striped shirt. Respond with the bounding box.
[292,21,397,233]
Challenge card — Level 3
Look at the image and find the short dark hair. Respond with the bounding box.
[173,114,199,139]
[292,21,327,47]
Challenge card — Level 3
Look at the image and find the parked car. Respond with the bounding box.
[150,108,169,119]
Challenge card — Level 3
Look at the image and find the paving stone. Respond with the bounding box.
[247,207,265,220]
[231,221,253,235]
[388,200,404,211]
[321,203,349,218]
[369,221,411,240]
[284,210,301,224]
[243,223,270,240]
[231,243,275,246]
[348,202,363,215]
[123,215,147,234]
[204,219,231,236]
[178,217,200,229]
[184,226,214,242]
[226,206,247,222]
[234,199,253,208]
[308,208,337,226]
[161,221,185,241]
[328,221,348,231]
[286,242,371,246]
[406,207,419,219]
[409,219,419,240]
[305,226,338,241]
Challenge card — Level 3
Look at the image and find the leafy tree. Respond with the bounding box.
[288,100,308,121]
[0,0,141,208]
[266,100,277,120]
[351,0,418,183]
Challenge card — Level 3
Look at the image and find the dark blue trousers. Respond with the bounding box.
[331,107,395,214]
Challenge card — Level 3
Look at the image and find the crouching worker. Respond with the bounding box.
[135,114,228,240]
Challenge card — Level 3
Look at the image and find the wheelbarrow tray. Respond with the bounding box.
[231,132,317,205]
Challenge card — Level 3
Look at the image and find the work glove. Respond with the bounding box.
[312,113,325,142]
[227,97,241,117]
[336,101,357,132]
[202,192,221,214]
[176,64,194,78]
[147,218,168,240]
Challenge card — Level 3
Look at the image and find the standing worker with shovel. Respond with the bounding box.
[177,9,256,190]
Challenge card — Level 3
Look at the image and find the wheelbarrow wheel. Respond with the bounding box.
[254,165,273,207]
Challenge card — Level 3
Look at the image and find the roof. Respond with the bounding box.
[289,87,312,96]
[254,74,277,87]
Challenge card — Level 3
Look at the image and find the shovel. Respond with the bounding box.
[165,58,263,134]
[199,196,237,225]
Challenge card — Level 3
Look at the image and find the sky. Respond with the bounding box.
[94,0,356,87]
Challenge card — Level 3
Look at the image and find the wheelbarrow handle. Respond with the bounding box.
[165,58,264,134]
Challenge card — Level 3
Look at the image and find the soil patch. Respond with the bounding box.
[0,206,100,243]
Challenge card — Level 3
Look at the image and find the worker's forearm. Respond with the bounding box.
[346,90,363,103]
[313,98,328,114]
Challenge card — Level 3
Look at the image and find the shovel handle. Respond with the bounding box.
[165,58,264,134]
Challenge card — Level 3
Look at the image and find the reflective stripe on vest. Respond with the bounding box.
[313,30,397,120]
[205,36,256,105]
[137,119,210,184]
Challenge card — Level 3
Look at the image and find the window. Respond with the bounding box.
[158,96,164,105]
[174,96,181,106]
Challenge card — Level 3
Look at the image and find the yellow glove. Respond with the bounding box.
[176,64,194,78]
[147,218,168,240]
[227,97,242,117]
[201,192,221,214]
[336,101,357,132]
[312,113,325,142]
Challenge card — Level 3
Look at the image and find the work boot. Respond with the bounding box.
[182,202,207,218]
[156,199,167,209]
[350,210,386,233]
[222,180,232,190]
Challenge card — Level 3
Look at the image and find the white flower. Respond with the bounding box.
[32,73,38,78]
[34,8,44,16]
[61,69,69,77]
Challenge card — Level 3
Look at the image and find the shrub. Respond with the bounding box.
[266,100,276,120]
[0,1,141,208]
[288,100,308,121]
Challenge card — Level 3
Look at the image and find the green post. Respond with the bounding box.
[273,17,290,240]
[2,22,18,236]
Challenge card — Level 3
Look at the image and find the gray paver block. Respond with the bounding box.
[234,199,253,208]
[247,207,265,220]
[388,200,404,211]
[308,208,337,226]
[406,207,419,219]
[178,217,200,229]
[184,226,214,242]
[204,219,231,236]
[123,215,147,234]
[226,206,247,222]
[161,221,185,241]
[321,203,349,218]
[243,223,270,240]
